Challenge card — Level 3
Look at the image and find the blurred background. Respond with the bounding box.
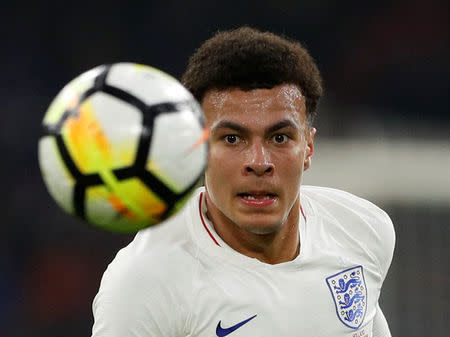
[1,0,449,336]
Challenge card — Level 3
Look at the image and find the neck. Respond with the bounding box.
[205,193,301,264]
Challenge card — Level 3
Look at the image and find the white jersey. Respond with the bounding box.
[92,186,395,337]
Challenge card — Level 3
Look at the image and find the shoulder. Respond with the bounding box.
[92,200,199,336]
[100,202,199,292]
[302,185,395,279]
[302,185,393,228]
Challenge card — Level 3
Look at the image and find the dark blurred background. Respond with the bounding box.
[1,1,449,336]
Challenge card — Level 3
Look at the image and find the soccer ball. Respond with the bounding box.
[38,63,208,233]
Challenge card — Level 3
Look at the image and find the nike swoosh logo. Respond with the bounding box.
[216,314,257,336]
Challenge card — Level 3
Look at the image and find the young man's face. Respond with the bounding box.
[202,84,315,235]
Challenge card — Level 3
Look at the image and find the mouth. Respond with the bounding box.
[238,192,277,199]
[237,191,278,207]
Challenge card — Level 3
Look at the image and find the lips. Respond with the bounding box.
[238,192,276,199]
[240,194,274,200]
[237,191,278,207]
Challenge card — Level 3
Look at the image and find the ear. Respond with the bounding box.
[303,127,316,171]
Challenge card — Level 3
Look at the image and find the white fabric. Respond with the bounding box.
[373,303,392,337]
[92,185,395,337]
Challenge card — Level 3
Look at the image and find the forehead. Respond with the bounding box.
[201,84,306,128]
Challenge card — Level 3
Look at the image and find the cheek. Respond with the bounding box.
[206,147,232,182]
[277,146,304,168]
[205,148,235,206]
[277,148,305,181]
[207,146,222,171]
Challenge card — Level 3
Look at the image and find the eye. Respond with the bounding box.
[273,134,288,144]
[224,134,240,144]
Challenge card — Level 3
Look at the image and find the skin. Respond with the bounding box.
[202,84,316,264]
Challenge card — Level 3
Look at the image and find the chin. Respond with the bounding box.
[238,216,284,235]
[244,225,281,235]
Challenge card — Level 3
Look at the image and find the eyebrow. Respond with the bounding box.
[211,119,300,135]
[211,120,247,133]
[265,119,300,135]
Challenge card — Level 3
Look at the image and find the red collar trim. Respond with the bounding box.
[300,204,307,222]
[198,193,221,247]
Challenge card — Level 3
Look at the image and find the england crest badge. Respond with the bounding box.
[326,266,367,329]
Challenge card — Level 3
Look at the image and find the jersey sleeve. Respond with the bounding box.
[303,186,396,281]
[359,202,396,282]
[372,303,392,337]
[91,247,189,337]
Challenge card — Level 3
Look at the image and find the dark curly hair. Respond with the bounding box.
[182,27,323,122]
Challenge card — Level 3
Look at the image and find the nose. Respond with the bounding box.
[243,141,274,176]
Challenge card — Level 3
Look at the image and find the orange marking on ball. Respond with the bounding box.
[66,103,112,171]
[108,195,137,220]
[189,127,210,152]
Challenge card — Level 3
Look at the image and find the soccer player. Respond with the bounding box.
[91,27,395,337]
